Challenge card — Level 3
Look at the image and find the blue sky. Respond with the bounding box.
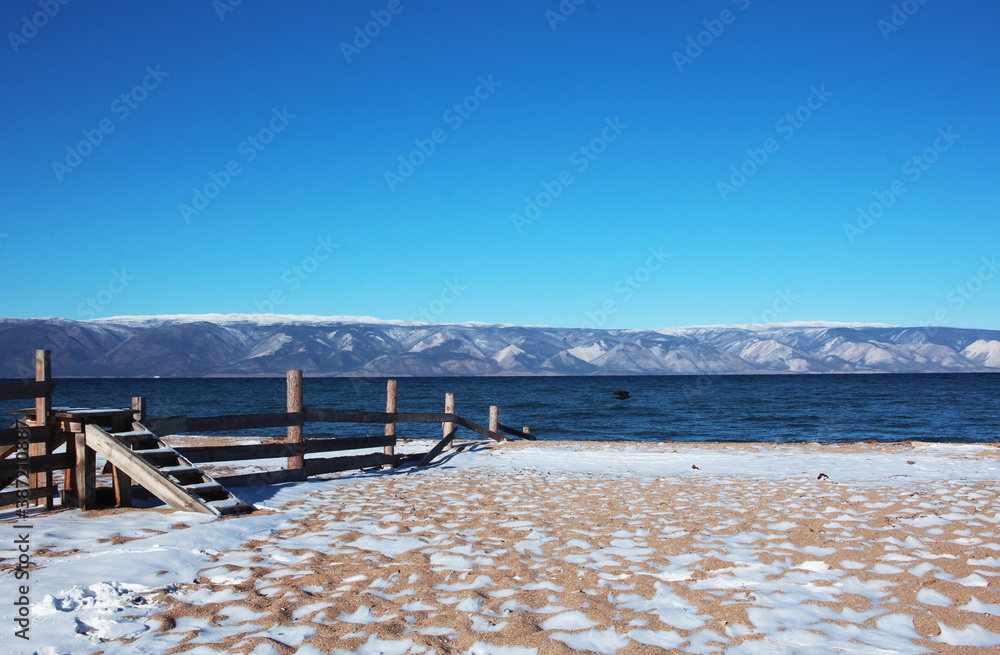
[2,0,998,330]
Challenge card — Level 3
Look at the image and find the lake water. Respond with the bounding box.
[3,374,998,444]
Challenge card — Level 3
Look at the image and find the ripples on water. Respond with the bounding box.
[3,374,997,444]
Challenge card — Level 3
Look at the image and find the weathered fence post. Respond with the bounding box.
[444,393,455,448]
[113,396,146,507]
[287,370,304,471]
[31,350,52,509]
[489,405,499,437]
[384,379,397,459]
[132,396,146,422]
[74,430,96,510]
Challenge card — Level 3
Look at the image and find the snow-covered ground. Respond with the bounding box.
[2,440,999,654]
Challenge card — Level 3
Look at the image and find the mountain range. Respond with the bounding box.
[1,315,999,378]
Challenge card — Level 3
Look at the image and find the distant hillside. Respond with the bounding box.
[1,315,999,378]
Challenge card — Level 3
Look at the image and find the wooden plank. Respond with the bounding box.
[132,397,147,422]
[395,412,457,424]
[307,435,396,453]
[304,453,398,476]
[186,411,304,433]
[303,408,394,424]
[54,408,132,418]
[0,380,57,402]
[75,432,96,510]
[141,415,189,437]
[452,416,505,442]
[0,432,68,491]
[177,442,301,463]
[0,485,58,507]
[144,412,306,436]
[33,350,52,509]
[304,408,456,424]
[497,422,536,440]
[63,430,77,495]
[84,425,214,515]
[213,468,307,488]
[420,428,457,467]
[113,467,132,507]
[176,435,397,464]
[0,425,51,447]
[0,453,73,479]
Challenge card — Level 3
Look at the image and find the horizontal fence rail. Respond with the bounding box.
[176,436,397,464]
[0,380,57,402]
[0,452,72,479]
[0,486,57,507]
[145,412,304,436]
[304,408,458,425]
[0,425,52,448]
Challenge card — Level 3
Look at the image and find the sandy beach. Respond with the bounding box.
[3,439,999,654]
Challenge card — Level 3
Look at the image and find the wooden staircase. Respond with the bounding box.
[84,422,253,516]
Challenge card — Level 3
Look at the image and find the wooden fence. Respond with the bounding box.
[1,350,534,512]
[146,368,535,488]
[0,350,60,510]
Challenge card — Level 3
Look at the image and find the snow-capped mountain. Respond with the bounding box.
[1,315,999,377]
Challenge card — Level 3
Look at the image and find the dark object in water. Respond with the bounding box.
[613,390,630,400]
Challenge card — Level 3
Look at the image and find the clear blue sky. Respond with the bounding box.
[2,0,998,330]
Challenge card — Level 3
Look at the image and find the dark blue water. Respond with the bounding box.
[3,374,998,443]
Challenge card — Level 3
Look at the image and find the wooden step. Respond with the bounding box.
[110,430,156,440]
[158,465,203,477]
[207,497,255,515]
[183,481,224,494]
[86,423,254,517]
[131,448,179,461]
